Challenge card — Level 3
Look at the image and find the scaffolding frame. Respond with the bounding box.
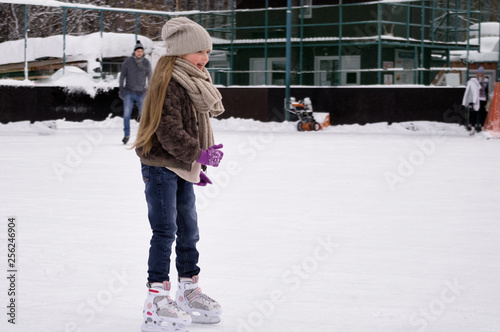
[0,0,488,84]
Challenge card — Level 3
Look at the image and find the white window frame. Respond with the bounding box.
[342,55,361,85]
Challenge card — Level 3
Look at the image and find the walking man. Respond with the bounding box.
[119,40,152,144]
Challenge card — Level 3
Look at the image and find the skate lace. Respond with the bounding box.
[157,295,184,312]
[187,287,216,305]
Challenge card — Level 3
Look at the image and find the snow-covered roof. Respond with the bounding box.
[213,34,472,46]
[450,22,500,63]
[0,32,153,68]
[469,22,500,39]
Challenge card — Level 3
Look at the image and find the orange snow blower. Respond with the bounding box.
[287,97,330,131]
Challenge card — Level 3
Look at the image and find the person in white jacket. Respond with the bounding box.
[462,66,489,132]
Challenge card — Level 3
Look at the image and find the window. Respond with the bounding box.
[314,55,360,86]
[342,55,361,85]
[394,50,415,84]
[299,0,313,19]
[250,57,287,85]
[315,57,339,86]
[346,72,357,85]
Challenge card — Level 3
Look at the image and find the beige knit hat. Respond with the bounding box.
[161,17,212,56]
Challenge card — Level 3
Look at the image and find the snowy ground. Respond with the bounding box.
[1,116,499,332]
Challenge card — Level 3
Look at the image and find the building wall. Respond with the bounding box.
[217,43,440,86]
[213,0,476,86]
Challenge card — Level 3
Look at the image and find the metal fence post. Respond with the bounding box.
[285,0,292,121]
[24,5,28,80]
[63,7,67,74]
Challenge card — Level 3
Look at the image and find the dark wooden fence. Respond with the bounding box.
[0,85,467,125]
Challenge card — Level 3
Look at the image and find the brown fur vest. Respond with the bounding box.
[136,79,201,171]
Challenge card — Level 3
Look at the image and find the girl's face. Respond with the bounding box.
[179,50,210,70]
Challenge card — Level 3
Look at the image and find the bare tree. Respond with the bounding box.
[0,0,233,43]
[432,0,497,42]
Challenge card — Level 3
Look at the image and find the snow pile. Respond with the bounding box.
[36,66,117,97]
[44,66,92,85]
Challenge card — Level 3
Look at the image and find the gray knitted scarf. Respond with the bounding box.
[134,56,146,69]
[172,58,224,150]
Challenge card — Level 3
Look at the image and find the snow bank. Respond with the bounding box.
[208,116,472,139]
[0,78,35,86]
[0,116,475,139]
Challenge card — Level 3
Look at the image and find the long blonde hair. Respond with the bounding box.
[131,55,176,155]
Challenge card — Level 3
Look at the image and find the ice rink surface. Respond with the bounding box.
[1,116,499,332]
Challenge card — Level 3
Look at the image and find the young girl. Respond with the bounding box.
[132,17,224,332]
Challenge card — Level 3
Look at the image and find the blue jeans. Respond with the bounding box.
[123,91,145,137]
[141,164,201,283]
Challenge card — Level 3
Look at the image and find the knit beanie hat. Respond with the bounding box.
[477,66,485,74]
[134,40,144,51]
[161,17,212,56]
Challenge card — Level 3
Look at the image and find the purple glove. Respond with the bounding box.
[194,172,212,186]
[197,144,224,167]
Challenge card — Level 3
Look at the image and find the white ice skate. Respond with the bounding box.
[141,281,192,332]
[175,275,222,324]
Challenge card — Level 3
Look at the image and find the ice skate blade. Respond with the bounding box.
[190,313,221,324]
[140,321,189,332]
